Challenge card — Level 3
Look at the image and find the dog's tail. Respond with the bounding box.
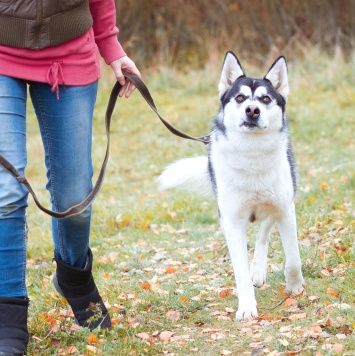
[158,156,213,196]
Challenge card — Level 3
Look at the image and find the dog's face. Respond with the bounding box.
[218,52,289,134]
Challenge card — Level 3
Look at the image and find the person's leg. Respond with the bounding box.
[29,81,110,330]
[0,75,29,354]
[29,82,97,268]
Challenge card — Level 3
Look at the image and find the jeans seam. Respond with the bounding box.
[21,216,27,296]
[31,86,66,261]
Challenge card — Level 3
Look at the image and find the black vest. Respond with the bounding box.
[0,0,93,49]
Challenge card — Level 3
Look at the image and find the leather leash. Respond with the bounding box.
[0,74,210,218]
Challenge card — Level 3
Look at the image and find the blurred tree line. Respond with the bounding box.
[115,0,354,68]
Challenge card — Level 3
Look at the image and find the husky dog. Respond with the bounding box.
[158,52,305,320]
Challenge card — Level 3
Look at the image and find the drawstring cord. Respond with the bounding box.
[46,62,65,99]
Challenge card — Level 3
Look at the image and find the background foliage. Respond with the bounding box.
[116,0,355,68]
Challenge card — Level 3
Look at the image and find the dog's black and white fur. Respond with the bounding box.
[158,52,305,320]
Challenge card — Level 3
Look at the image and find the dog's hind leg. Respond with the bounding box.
[277,203,305,295]
[250,217,274,288]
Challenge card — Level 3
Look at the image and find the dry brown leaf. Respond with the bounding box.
[160,331,174,341]
[287,349,303,355]
[327,288,340,298]
[141,282,152,290]
[67,346,78,354]
[166,310,181,322]
[219,289,231,298]
[310,325,322,334]
[87,333,98,344]
[86,345,98,354]
[279,289,288,296]
[166,267,177,274]
[285,298,296,307]
[289,313,307,320]
[136,332,150,341]
[279,339,289,347]
[332,343,344,353]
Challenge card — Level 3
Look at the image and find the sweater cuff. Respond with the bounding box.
[98,36,127,65]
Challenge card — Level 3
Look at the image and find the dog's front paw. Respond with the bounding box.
[250,261,267,288]
[285,273,305,296]
[235,306,258,321]
[235,297,258,321]
[284,265,305,296]
[286,278,305,296]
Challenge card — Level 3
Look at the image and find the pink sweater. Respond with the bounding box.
[0,0,126,94]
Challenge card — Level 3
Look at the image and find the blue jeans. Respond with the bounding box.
[0,75,98,298]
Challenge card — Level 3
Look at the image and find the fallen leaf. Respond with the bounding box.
[166,310,181,322]
[136,332,150,341]
[285,298,296,307]
[221,350,232,355]
[279,289,288,296]
[289,313,307,320]
[219,290,231,298]
[87,333,98,344]
[86,345,98,354]
[160,331,174,341]
[332,343,344,353]
[327,288,340,298]
[310,325,322,333]
[166,268,177,274]
[279,338,289,346]
[141,282,152,290]
[287,349,303,355]
[67,346,78,354]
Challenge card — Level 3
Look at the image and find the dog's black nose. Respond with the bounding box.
[245,105,260,120]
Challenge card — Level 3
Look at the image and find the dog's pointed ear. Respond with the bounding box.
[218,52,245,99]
[264,56,289,102]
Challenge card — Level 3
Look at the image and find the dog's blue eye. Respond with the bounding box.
[262,96,271,104]
[236,95,245,103]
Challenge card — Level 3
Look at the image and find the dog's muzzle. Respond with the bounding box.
[242,105,260,128]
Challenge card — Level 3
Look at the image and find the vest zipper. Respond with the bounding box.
[34,0,43,49]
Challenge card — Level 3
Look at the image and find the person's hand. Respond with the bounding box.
[110,56,141,98]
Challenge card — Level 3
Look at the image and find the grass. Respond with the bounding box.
[24,48,355,355]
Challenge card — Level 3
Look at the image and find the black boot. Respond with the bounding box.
[0,297,29,356]
[53,248,111,330]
